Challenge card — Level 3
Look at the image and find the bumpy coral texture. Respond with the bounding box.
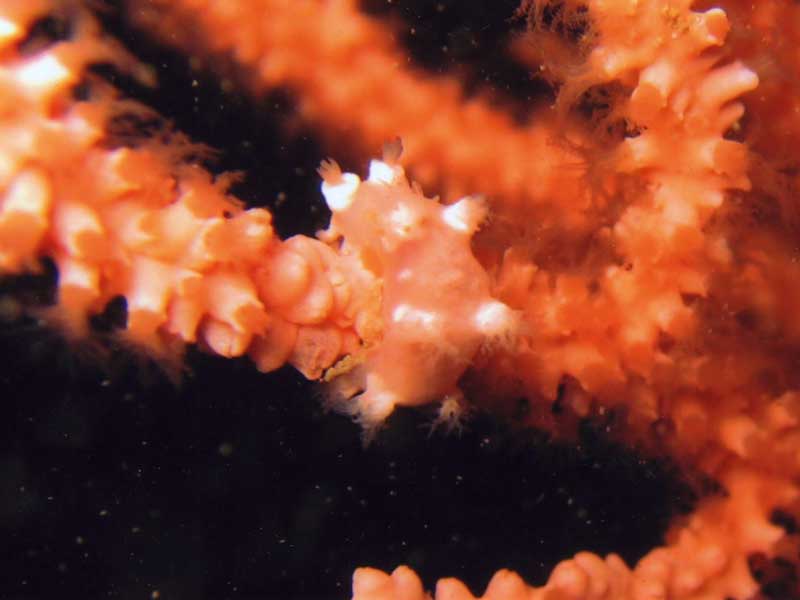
[0,0,380,382]
[2,0,800,599]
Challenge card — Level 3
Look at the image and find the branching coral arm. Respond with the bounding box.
[701,0,800,168]
[126,0,588,219]
[0,1,379,379]
[479,0,763,454]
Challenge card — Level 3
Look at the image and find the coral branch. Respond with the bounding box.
[127,0,587,215]
[0,1,375,378]
[353,464,798,599]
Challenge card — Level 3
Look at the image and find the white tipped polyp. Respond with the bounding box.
[0,17,21,46]
[367,160,398,184]
[321,172,360,212]
[701,8,729,44]
[442,196,485,234]
[17,54,71,89]
[474,301,515,336]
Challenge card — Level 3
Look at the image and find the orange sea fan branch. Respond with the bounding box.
[126,0,589,218]
[477,0,763,452]
[0,1,378,379]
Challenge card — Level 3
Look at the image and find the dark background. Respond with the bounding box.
[0,331,689,600]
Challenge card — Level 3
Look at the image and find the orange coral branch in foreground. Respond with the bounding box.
[0,0,380,381]
[2,0,800,599]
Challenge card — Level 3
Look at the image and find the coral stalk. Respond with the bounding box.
[0,1,375,379]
